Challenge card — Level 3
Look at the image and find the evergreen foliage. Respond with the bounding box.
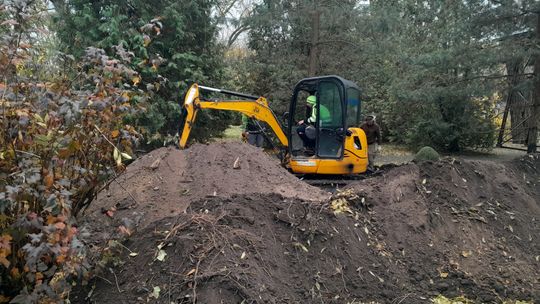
[237,0,540,152]
[51,0,233,146]
[414,146,441,162]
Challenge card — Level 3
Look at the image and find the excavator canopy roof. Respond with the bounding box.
[293,75,361,94]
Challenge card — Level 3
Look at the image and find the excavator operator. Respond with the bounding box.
[296,95,330,154]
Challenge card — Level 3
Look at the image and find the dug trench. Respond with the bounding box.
[71,143,539,303]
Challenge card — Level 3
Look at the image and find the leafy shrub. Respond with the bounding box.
[0,1,161,301]
[413,146,440,162]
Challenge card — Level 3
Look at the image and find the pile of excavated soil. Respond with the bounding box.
[80,142,329,239]
[344,155,540,302]
[73,152,540,303]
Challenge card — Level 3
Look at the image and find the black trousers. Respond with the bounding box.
[297,124,315,149]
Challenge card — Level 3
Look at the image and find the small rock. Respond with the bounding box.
[153,186,159,191]
[436,282,449,291]
[150,158,161,169]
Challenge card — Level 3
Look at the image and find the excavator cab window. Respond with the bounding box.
[346,88,361,127]
[317,81,344,158]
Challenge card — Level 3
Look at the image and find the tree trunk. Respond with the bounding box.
[527,13,540,153]
[308,11,320,77]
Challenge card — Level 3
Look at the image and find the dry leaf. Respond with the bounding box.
[150,286,160,299]
[54,222,66,230]
[440,272,448,278]
[461,250,472,258]
[0,257,10,268]
[186,269,196,276]
[156,249,167,261]
[113,148,121,166]
[233,157,240,169]
[111,130,120,138]
[293,242,308,252]
[118,225,131,236]
[121,152,132,160]
[44,173,54,189]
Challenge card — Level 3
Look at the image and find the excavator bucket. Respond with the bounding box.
[179,84,200,148]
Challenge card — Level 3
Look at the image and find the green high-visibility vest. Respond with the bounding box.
[307,104,331,124]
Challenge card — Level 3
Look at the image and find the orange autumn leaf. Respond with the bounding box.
[10,267,20,279]
[0,257,10,268]
[44,173,54,189]
[57,148,71,159]
[54,222,66,230]
[111,130,120,138]
[46,215,56,225]
[56,255,66,264]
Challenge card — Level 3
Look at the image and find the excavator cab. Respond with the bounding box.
[179,75,368,175]
[287,76,367,174]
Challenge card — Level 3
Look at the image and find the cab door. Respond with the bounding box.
[316,80,345,159]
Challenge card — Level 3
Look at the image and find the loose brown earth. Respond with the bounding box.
[72,143,539,304]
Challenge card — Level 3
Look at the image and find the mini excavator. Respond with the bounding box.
[179,75,369,175]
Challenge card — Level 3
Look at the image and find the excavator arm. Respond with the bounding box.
[179,84,289,148]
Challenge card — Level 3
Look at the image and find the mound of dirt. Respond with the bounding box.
[80,142,329,238]
[344,155,540,301]
[73,153,540,303]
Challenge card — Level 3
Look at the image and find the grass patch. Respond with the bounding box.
[221,125,243,140]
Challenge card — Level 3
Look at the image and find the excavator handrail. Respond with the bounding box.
[179,83,289,149]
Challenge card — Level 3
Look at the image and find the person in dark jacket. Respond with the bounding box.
[360,114,381,172]
[242,115,264,147]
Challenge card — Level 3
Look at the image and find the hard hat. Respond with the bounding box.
[307,95,316,105]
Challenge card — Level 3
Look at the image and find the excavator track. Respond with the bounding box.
[299,170,384,190]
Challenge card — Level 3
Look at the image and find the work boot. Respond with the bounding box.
[303,147,315,157]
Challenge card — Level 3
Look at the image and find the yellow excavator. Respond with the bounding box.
[179,75,369,175]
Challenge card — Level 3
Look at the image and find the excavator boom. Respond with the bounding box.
[179,84,288,148]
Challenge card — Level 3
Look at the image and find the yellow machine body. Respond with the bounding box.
[288,127,368,175]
